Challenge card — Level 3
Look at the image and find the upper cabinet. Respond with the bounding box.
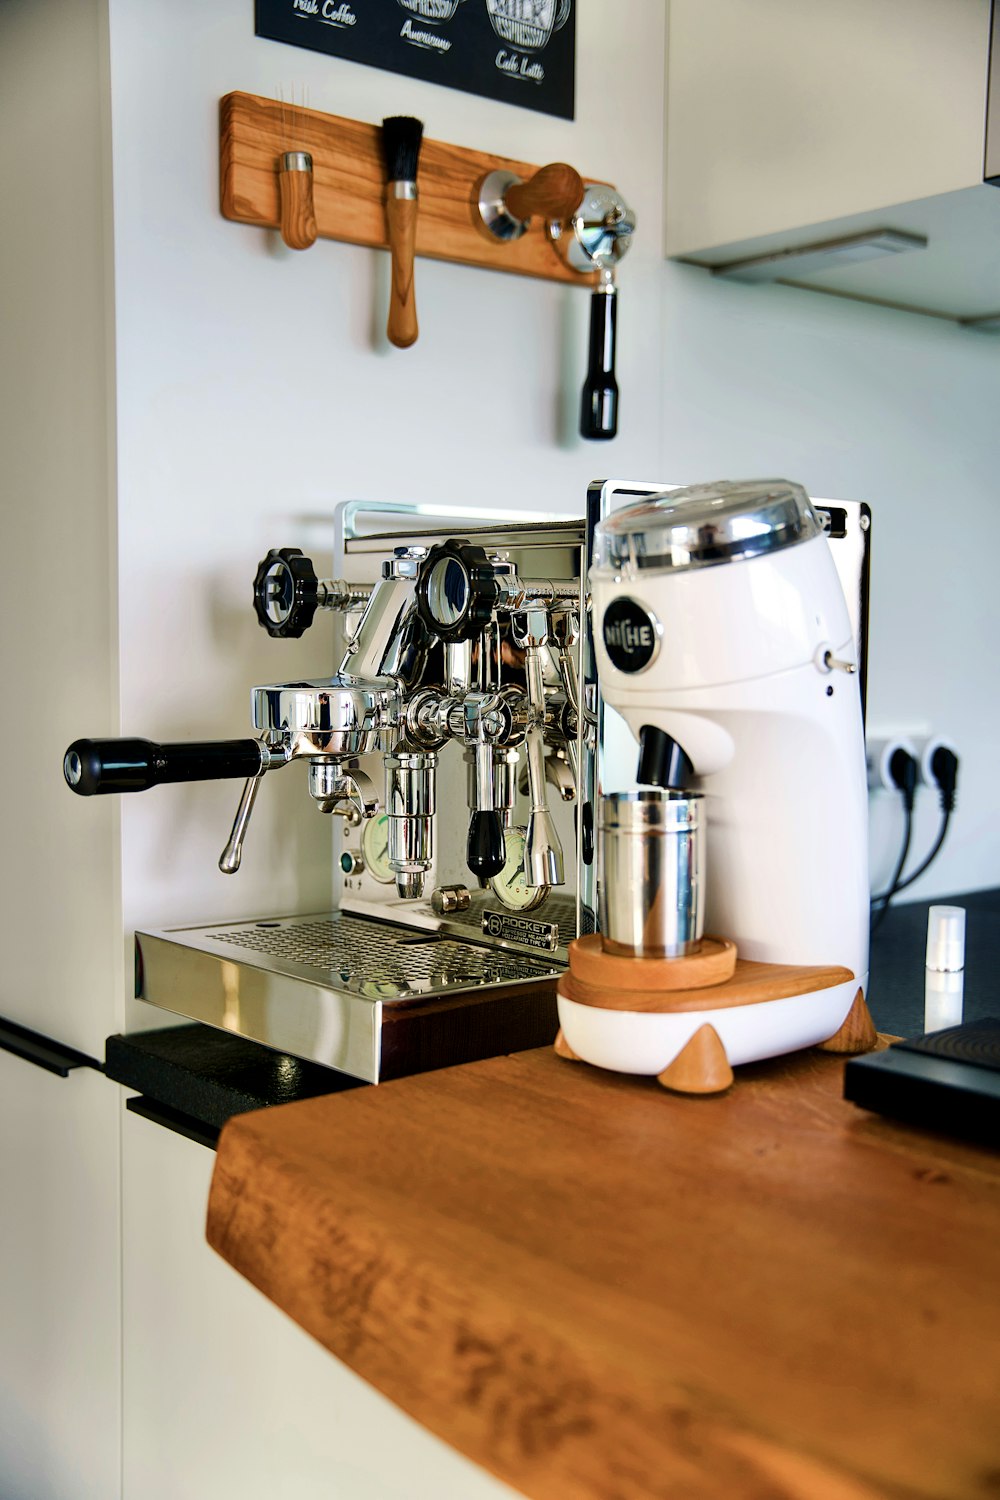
[665,0,1000,325]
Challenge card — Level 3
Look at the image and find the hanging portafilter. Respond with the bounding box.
[562,183,636,441]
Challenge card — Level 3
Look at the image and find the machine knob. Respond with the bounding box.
[431,884,472,916]
[253,547,319,638]
[415,540,500,643]
[467,809,506,880]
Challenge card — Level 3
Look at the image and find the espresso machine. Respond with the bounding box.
[63,485,871,1091]
[556,479,876,1093]
[64,509,593,1082]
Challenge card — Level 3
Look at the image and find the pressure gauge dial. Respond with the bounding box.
[489,825,548,911]
[360,812,394,884]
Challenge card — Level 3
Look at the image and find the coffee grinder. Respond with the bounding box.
[557,479,876,1093]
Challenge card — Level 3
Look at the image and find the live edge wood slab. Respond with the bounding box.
[207,1045,1000,1500]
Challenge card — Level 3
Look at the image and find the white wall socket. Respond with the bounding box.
[866,734,920,792]
[912,735,959,788]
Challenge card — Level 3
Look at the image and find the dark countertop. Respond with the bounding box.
[107,888,999,1140]
[866,886,998,1036]
[104,1024,362,1145]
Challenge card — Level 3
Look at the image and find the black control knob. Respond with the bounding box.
[467,809,506,880]
[415,539,500,643]
[253,547,319,639]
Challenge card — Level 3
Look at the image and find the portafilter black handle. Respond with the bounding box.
[579,280,618,441]
[63,738,265,796]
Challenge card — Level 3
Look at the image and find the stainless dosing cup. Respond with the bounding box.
[598,789,705,958]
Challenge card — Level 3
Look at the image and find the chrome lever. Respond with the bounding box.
[218,741,290,874]
[219,773,266,874]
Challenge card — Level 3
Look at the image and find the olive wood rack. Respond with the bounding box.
[219,91,600,286]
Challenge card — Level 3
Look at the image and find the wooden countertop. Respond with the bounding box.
[207,1044,1000,1500]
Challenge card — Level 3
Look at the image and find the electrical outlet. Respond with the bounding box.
[866,735,919,792]
[912,735,959,789]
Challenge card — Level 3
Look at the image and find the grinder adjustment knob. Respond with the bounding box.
[253,547,319,639]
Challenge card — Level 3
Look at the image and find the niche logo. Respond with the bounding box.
[602,597,659,673]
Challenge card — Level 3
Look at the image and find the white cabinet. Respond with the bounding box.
[121,1103,517,1500]
[0,1054,120,1500]
[665,0,1000,321]
[0,0,122,1060]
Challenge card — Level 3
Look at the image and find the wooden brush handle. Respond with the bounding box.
[505,162,584,223]
[385,194,419,348]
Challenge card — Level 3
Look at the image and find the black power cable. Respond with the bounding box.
[871,746,960,934]
[870,748,918,932]
[892,746,960,896]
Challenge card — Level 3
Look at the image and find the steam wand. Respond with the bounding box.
[514,608,564,888]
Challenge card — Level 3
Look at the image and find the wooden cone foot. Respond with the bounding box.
[817,988,878,1055]
[657,1024,733,1095]
[554,1028,582,1062]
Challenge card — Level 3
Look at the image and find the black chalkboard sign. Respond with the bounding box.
[255,0,575,121]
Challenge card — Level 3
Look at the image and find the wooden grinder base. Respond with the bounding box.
[558,935,874,1095]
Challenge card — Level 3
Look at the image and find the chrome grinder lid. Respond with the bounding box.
[593,478,822,574]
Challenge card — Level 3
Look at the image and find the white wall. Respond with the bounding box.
[105,0,999,969]
[106,0,668,1008]
[658,263,1000,900]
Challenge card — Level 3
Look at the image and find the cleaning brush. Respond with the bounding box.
[380,115,424,348]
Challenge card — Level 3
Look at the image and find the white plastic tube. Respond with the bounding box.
[924,904,965,1033]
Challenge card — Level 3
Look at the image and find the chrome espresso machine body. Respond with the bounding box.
[64,488,870,1087]
[65,509,596,1082]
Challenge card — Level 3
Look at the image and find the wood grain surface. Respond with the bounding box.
[220,93,600,287]
[567,932,737,991]
[504,163,585,224]
[385,194,419,347]
[561,956,855,1012]
[277,160,317,251]
[207,1045,1000,1500]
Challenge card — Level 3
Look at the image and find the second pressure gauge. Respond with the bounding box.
[489,825,548,912]
[360,812,394,884]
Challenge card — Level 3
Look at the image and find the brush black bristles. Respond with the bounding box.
[380,115,424,185]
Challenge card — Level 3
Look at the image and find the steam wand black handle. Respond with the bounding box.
[63,738,265,796]
[467,809,506,880]
[579,279,618,441]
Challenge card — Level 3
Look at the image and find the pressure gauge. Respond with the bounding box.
[489,826,548,911]
[360,812,394,884]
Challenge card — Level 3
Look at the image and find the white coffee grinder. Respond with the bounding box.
[557,479,876,1093]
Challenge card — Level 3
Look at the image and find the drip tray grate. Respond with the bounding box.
[206,913,560,1000]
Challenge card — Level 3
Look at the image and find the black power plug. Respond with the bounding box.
[872,748,919,931]
[888,747,918,811]
[929,745,959,814]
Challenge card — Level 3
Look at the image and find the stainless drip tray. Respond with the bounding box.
[135,912,561,1084]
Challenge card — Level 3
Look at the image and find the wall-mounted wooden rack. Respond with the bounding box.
[219,91,599,287]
